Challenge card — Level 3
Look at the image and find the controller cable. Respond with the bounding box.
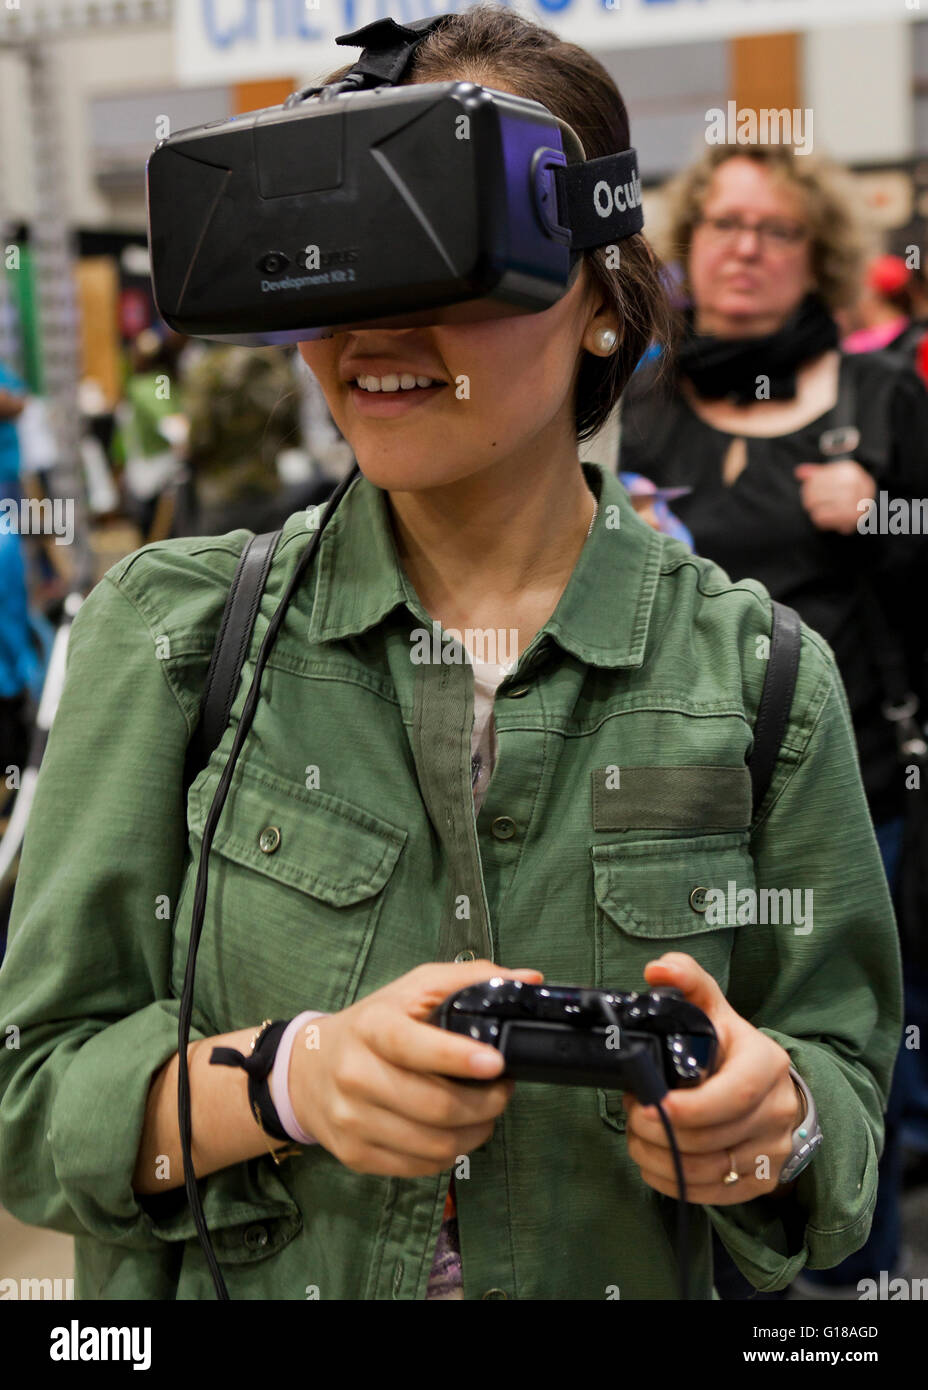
[177,463,360,1301]
[654,1098,690,1302]
[600,998,691,1301]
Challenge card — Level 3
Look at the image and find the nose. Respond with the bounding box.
[357,323,421,336]
[732,226,763,255]
[348,324,427,346]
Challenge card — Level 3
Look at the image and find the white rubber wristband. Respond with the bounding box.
[269,1010,328,1145]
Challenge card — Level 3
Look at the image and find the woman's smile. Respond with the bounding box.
[348,380,449,417]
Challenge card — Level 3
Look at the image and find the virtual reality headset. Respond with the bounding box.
[146,13,645,345]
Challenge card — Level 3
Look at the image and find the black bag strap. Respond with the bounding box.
[182,529,282,796]
[751,599,803,815]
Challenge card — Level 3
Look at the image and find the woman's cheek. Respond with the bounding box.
[687,246,720,305]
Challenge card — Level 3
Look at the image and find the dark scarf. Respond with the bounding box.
[675,293,839,405]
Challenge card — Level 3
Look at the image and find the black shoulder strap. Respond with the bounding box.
[751,599,802,815]
[182,529,282,796]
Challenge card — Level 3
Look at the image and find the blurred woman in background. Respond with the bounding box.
[619,142,928,1297]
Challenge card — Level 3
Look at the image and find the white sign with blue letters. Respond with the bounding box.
[174,0,920,85]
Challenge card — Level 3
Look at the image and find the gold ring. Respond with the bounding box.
[722,1150,740,1185]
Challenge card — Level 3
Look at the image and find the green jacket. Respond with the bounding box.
[0,461,903,1300]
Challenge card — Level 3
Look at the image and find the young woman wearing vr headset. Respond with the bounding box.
[0,5,902,1301]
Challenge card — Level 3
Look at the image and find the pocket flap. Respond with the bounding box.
[188,761,407,907]
[592,831,753,937]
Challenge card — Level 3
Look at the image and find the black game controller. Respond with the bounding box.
[428,980,718,1104]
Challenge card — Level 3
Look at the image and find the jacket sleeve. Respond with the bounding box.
[0,566,300,1254]
[707,629,904,1290]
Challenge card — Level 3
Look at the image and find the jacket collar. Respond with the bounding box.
[302,461,664,669]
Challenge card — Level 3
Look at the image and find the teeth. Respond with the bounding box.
[355,373,439,392]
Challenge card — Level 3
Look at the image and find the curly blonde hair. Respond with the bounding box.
[660,144,871,313]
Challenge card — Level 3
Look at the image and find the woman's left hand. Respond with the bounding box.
[622,953,803,1205]
[793,460,876,535]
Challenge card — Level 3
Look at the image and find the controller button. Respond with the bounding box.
[689,886,708,912]
[491,816,517,840]
[454,949,477,963]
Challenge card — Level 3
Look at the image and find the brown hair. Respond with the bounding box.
[319,4,672,442]
[660,144,871,313]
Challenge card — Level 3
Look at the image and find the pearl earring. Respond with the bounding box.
[595,328,617,354]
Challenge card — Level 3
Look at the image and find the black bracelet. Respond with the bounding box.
[211,1018,294,1145]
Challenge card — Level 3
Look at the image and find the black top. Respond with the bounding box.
[618,349,928,823]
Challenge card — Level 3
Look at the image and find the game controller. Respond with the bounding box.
[428,980,718,1104]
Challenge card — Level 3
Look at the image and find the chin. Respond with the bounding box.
[354,452,483,495]
[718,295,778,323]
[353,457,449,493]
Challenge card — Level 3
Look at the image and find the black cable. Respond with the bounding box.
[599,996,690,1301]
[177,462,361,1301]
[655,1098,690,1303]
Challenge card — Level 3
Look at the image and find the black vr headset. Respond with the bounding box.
[146,12,645,344]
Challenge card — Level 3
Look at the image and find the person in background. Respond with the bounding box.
[112,329,188,543]
[0,361,37,783]
[177,344,301,535]
[619,472,694,548]
[0,529,40,781]
[618,141,928,1299]
[0,359,25,500]
[842,254,927,360]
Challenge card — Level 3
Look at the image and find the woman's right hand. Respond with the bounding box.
[288,961,543,1178]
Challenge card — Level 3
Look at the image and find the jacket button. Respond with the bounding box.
[455,949,477,963]
[482,1288,508,1299]
[258,826,281,854]
[506,686,530,698]
[491,816,516,840]
[689,886,708,912]
[244,1223,269,1250]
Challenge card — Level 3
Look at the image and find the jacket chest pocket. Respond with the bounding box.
[591,830,754,1131]
[175,760,407,1027]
